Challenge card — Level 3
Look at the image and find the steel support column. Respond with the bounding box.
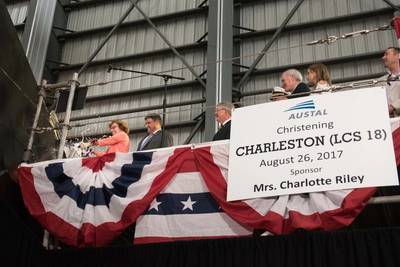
[205,0,233,141]
[57,72,79,159]
[22,0,57,83]
[232,2,241,101]
[44,0,70,83]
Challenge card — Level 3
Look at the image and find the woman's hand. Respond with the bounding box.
[90,138,98,146]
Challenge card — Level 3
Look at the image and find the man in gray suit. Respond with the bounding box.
[137,113,174,151]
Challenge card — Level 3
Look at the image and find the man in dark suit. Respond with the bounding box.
[137,113,173,151]
[212,102,234,141]
[280,69,310,99]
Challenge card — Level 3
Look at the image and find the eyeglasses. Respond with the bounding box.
[110,125,119,129]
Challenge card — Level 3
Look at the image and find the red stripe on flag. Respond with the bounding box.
[280,188,376,233]
[193,147,281,231]
[81,152,116,172]
[18,167,80,245]
[392,127,400,166]
[176,151,198,173]
[194,146,376,234]
[18,148,193,247]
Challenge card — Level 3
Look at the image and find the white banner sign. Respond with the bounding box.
[227,87,399,201]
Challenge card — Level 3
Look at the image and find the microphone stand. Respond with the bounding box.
[107,65,185,147]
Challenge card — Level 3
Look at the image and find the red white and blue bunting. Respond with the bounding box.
[18,119,400,247]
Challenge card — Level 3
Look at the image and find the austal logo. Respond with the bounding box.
[285,100,315,111]
[285,100,328,120]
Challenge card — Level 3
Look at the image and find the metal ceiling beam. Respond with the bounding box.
[51,7,394,74]
[62,0,267,11]
[42,6,397,43]
[14,23,24,31]
[76,51,383,103]
[132,2,207,89]
[234,6,398,41]
[233,51,384,79]
[234,0,305,94]
[86,80,203,102]
[59,1,397,43]
[67,98,205,122]
[58,7,208,40]
[52,41,207,72]
[63,0,126,10]
[67,0,376,42]
[64,0,357,41]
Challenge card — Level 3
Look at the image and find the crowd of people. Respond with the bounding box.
[90,46,400,155]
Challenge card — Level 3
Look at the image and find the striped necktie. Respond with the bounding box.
[139,134,153,150]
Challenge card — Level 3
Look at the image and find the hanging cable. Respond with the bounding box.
[306,24,391,45]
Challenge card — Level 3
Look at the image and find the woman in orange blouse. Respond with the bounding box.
[92,120,130,156]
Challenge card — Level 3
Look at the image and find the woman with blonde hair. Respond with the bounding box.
[306,63,332,92]
[92,120,130,156]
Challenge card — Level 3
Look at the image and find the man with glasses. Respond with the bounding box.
[213,102,234,141]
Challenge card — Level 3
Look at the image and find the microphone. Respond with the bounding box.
[107,65,113,73]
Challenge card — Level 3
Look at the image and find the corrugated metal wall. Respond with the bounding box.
[6,1,28,24]
[66,0,204,31]
[6,0,29,39]
[239,0,400,106]
[57,0,206,149]
[7,0,400,149]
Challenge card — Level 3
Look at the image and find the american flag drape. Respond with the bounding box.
[18,118,400,247]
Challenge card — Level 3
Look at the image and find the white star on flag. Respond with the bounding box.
[181,196,197,211]
[149,199,162,211]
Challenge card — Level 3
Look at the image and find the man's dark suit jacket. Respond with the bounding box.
[288,82,310,99]
[212,120,231,141]
[137,130,174,151]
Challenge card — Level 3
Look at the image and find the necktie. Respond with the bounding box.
[139,134,153,150]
